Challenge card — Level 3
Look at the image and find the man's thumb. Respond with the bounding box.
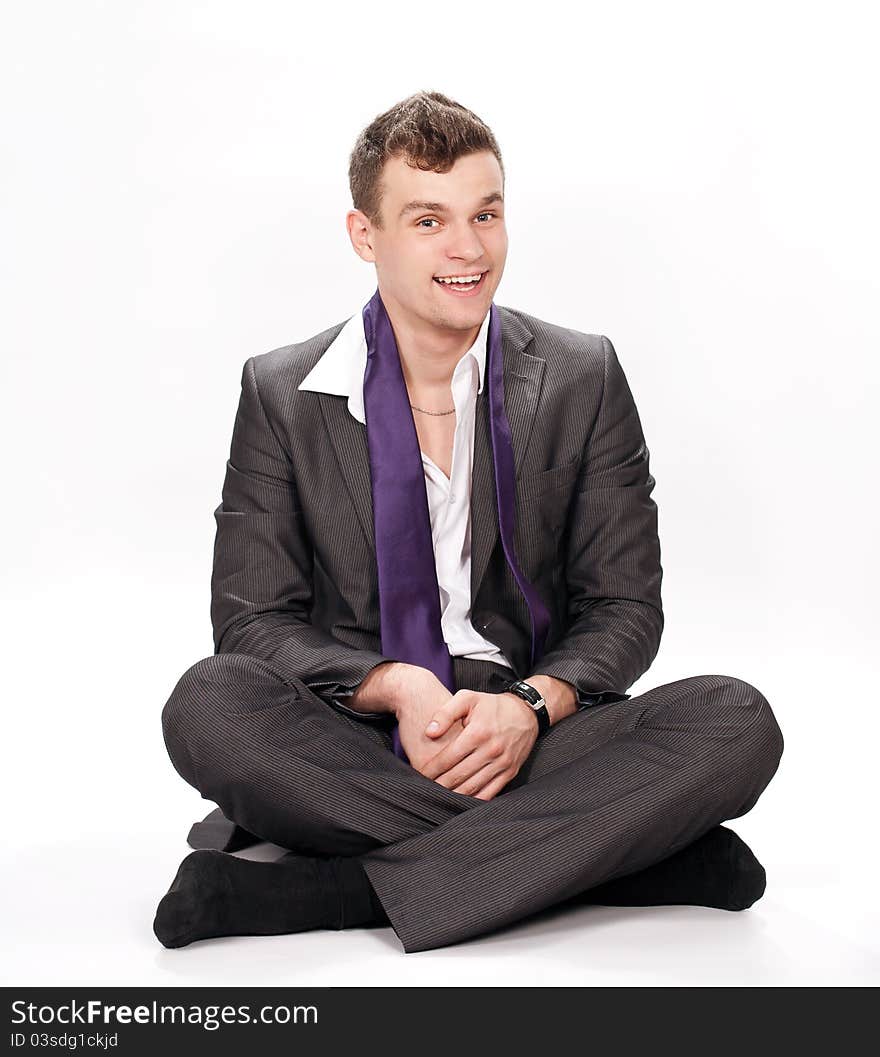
[425,695,471,737]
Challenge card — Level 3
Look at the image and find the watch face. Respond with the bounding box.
[509,680,543,707]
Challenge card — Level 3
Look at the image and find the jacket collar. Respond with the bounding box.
[297,306,491,423]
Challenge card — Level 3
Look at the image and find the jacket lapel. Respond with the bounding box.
[319,392,375,554]
[319,306,545,602]
[469,308,544,602]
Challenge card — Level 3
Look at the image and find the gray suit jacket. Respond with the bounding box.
[210,305,663,717]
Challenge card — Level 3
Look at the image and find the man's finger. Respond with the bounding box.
[435,747,496,791]
[452,759,503,798]
[421,725,482,780]
[472,770,513,801]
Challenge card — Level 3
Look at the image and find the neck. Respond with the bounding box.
[379,289,482,394]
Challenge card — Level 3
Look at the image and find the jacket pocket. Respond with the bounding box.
[519,454,581,498]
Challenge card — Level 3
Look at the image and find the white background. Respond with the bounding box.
[2,0,878,985]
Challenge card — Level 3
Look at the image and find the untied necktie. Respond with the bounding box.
[361,287,550,763]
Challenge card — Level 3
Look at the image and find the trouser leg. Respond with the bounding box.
[359,673,784,952]
[162,655,783,955]
[161,651,478,856]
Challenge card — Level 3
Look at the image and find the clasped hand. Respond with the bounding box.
[420,689,538,800]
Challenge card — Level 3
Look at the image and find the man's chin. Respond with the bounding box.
[433,313,487,332]
[383,286,492,334]
[430,298,493,330]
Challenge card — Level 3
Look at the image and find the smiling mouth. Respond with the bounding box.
[432,270,488,295]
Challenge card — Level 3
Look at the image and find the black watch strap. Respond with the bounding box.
[503,679,551,735]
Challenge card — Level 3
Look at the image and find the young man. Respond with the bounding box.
[154,91,783,954]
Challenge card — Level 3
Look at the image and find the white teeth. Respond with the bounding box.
[436,273,483,284]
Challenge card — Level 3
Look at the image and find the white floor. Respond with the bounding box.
[3,828,878,986]
[2,578,878,986]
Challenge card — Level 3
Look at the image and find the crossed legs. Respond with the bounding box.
[159,652,784,953]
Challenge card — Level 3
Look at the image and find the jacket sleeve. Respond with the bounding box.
[210,355,396,711]
[527,335,664,703]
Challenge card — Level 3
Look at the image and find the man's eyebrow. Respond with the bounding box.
[398,191,504,219]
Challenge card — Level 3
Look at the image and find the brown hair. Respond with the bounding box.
[348,90,505,229]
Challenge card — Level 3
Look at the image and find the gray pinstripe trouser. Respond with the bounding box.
[161,653,784,954]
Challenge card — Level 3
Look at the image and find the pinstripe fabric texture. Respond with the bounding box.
[162,306,784,953]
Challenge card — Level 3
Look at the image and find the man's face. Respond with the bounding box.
[349,149,508,334]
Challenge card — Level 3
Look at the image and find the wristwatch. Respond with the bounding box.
[503,679,551,736]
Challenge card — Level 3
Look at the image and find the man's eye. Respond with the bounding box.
[417,213,498,228]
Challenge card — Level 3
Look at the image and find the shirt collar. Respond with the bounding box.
[297,306,491,425]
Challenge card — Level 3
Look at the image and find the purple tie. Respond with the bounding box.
[362,287,550,763]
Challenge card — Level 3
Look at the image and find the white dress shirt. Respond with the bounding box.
[298,308,514,670]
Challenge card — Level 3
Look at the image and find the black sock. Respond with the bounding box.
[330,855,391,928]
[577,825,767,911]
[154,826,762,949]
[153,850,388,949]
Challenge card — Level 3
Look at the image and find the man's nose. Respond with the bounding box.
[443,221,486,263]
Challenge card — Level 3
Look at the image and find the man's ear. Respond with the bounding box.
[346,208,376,263]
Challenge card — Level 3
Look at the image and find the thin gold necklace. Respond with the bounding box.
[410,403,456,416]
